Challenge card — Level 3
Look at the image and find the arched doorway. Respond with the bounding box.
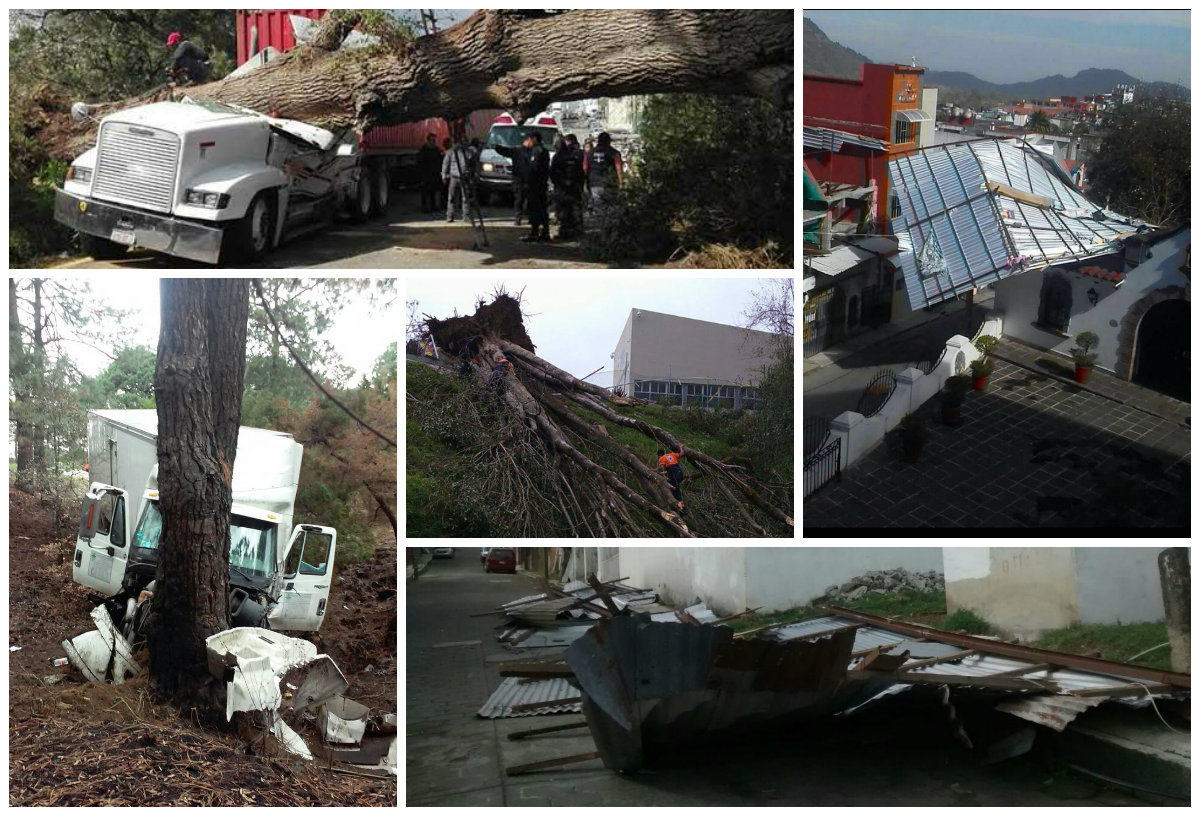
[1133,299,1190,401]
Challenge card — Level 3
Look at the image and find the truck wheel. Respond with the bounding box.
[370,163,390,217]
[80,233,129,261]
[349,173,372,223]
[225,192,275,264]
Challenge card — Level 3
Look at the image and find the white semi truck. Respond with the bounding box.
[54,98,388,265]
[75,409,337,636]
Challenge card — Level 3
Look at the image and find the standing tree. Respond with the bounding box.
[147,279,248,705]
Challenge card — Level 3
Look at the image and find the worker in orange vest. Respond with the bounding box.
[657,445,687,515]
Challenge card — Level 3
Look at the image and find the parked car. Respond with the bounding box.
[485,548,517,574]
[432,547,454,559]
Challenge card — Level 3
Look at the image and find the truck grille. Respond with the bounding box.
[92,123,181,213]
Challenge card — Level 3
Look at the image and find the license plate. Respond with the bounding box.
[110,228,136,246]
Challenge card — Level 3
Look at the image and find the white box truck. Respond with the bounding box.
[75,409,337,635]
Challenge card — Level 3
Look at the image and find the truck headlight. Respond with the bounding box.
[482,163,495,173]
[66,166,93,184]
[185,190,230,210]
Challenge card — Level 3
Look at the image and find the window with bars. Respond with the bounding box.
[894,118,912,144]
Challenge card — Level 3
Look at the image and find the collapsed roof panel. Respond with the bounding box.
[887,138,1144,309]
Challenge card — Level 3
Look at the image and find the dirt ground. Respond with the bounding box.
[9,487,397,806]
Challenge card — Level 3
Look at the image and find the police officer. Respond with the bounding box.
[492,132,551,242]
[551,134,585,240]
[584,132,624,228]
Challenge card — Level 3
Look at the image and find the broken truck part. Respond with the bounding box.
[560,611,1190,773]
[73,410,338,638]
[61,604,139,684]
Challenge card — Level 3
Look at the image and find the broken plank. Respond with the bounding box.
[851,642,900,658]
[847,670,1060,693]
[507,721,590,741]
[510,696,582,713]
[586,572,621,616]
[733,616,829,639]
[986,181,1053,208]
[858,650,910,672]
[499,662,574,678]
[986,662,1055,679]
[900,649,978,671]
[506,751,601,777]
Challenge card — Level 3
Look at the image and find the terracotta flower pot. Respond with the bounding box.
[1074,366,1091,384]
[971,375,988,390]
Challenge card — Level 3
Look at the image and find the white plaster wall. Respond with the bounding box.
[744,547,943,612]
[1074,548,1169,625]
[945,547,1081,638]
[617,547,747,613]
[992,231,1191,372]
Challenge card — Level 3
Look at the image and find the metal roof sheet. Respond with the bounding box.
[804,126,887,153]
[477,677,582,719]
[887,138,1141,309]
[804,244,878,276]
[896,108,933,123]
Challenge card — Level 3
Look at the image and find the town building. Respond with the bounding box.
[610,309,777,409]
[992,224,1189,399]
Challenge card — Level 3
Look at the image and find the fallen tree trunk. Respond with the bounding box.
[46,9,793,160]
[415,294,793,538]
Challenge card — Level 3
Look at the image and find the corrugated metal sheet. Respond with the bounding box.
[477,677,582,719]
[510,597,580,626]
[804,244,878,276]
[995,695,1106,731]
[804,126,887,153]
[513,625,595,648]
[888,138,1143,310]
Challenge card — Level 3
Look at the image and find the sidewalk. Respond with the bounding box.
[993,338,1191,427]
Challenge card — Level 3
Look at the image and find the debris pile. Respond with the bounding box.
[821,568,945,602]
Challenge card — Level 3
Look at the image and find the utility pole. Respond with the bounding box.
[1158,548,1190,673]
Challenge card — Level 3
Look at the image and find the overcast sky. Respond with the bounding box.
[408,276,784,385]
[806,10,1190,86]
[62,277,397,380]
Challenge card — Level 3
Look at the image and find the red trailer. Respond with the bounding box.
[234,9,502,187]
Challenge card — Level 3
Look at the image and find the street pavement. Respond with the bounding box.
[51,192,608,270]
[804,348,1191,530]
[405,552,1145,805]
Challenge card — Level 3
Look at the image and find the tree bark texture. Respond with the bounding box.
[48,9,792,159]
[148,279,248,707]
[9,280,34,476]
[1158,547,1190,674]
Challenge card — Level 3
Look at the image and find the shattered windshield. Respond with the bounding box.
[133,501,276,577]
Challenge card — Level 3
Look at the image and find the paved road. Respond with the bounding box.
[406,552,1141,806]
[53,192,608,270]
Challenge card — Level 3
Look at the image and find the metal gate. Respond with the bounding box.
[803,288,839,358]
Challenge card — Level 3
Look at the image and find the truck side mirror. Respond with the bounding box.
[78,496,101,541]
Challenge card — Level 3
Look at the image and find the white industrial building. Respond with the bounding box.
[610,309,779,409]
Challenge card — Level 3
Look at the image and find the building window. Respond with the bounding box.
[912,122,921,144]
[1037,273,1073,334]
[894,118,912,144]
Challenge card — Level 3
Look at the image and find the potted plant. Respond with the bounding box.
[899,413,926,462]
[941,375,970,426]
[973,335,998,357]
[1070,331,1099,383]
[968,356,994,390]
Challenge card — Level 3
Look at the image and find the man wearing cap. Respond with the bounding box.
[166,32,212,86]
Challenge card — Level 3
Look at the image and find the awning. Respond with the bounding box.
[895,108,933,123]
[804,244,880,277]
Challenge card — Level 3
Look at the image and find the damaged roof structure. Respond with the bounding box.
[887,137,1150,310]
[556,606,1189,775]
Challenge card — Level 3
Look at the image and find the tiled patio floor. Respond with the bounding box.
[803,359,1190,530]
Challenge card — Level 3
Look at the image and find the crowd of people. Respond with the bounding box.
[415,128,624,243]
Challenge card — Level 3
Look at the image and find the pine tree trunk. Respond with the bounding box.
[51,10,793,158]
[147,279,248,708]
[9,280,34,477]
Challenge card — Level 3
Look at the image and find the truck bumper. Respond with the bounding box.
[478,175,513,193]
[55,189,225,265]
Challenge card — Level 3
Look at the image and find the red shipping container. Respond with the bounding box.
[236,9,327,67]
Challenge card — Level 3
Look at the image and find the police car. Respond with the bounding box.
[476,112,564,205]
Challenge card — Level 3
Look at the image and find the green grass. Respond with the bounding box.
[941,608,995,635]
[1032,622,1173,671]
[726,590,948,634]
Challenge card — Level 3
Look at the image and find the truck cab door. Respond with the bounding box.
[74,483,131,597]
[268,525,337,632]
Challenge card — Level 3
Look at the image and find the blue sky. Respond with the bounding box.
[806,10,1190,86]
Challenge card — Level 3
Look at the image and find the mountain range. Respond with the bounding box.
[803,17,1187,101]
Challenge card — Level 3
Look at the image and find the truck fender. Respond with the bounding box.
[180,163,290,221]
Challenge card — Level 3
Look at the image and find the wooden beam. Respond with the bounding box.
[858,650,910,671]
[506,751,601,776]
[507,721,590,741]
[986,181,1054,208]
[900,649,978,671]
[586,572,621,616]
[1068,683,1174,698]
[847,670,1060,693]
[851,642,900,658]
[510,697,582,713]
[734,616,825,639]
[499,662,574,678]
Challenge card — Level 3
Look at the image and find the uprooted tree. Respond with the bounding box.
[413,295,793,538]
[45,9,794,161]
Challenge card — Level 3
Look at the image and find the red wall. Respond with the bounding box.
[235,9,326,66]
